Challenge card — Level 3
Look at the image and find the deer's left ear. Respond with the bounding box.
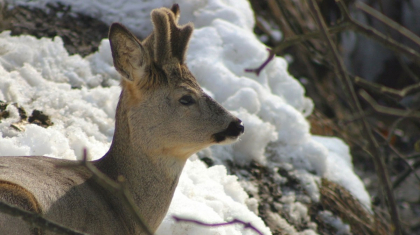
[109,23,149,82]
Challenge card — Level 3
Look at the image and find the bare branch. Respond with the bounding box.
[172,216,264,235]
[354,76,420,99]
[386,117,406,144]
[355,2,420,47]
[0,201,87,235]
[60,149,154,235]
[273,22,350,53]
[372,128,420,187]
[244,48,275,76]
[392,159,420,189]
[82,150,153,235]
[359,90,420,118]
[308,0,402,234]
[335,0,420,65]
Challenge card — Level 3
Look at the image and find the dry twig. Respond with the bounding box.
[74,149,154,235]
[335,1,420,65]
[0,201,87,235]
[393,159,420,189]
[354,77,420,99]
[308,1,402,234]
[355,2,420,47]
[359,90,420,118]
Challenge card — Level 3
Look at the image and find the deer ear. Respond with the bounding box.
[109,23,148,81]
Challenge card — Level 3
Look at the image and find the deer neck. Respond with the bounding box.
[94,96,186,231]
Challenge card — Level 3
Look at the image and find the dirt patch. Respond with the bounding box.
[1,2,109,57]
[0,101,53,130]
[28,110,53,128]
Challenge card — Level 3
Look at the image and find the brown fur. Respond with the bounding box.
[0,181,43,235]
[0,4,244,234]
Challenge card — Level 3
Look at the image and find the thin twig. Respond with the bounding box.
[359,89,420,118]
[396,55,420,82]
[407,153,420,160]
[80,149,153,235]
[386,116,406,144]
[0,201,87,235]
[372,128,420,186]
[308,1,402,234]
[392,159,420,189]
[172,216,264,235]
[355,1,420,47]
[273,22,350,53]
[353,76,420,99]
[335,1,420,65]
[366,0,420,83]
[244,48,275,76]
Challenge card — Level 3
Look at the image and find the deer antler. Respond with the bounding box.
[151,4,193,66]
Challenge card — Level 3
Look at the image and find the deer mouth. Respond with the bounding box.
[212,119,244,143]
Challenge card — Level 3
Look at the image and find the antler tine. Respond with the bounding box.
[151,5,193,66]
[151,9,171,65]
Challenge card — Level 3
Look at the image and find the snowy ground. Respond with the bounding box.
[0,0,371,234]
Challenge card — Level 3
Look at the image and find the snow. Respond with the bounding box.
[1,0,372,234]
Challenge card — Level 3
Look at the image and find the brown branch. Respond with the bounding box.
[355,1,420,47]
[392,159,420,189]
[386,116,406,144]
[354,76,420,99]
[361,1,420,83]
[372,128,420,187]
[80,149,153,235]
[265,1,420,65]
[308,1,402,234]
[59,149,153,235]
[0,201,87,235]
[273,22,350,53]
[172,216,264,235]
[359,90,420,118]
[407,153,420,160]
[335,0,420,65]
[244,48,275,76]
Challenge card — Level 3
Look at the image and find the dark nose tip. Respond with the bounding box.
[212,118,245,143]
[235,119,244,134]
[225,119,244,137]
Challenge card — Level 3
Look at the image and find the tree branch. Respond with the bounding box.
[354,76,420,99]
[336,0,420,65]
[273,22,350,53]
[78,149,154,235]
[392,159,420,189]
[308,0,402,234]
[0,201,87,235]
[355,1,420,47]
[359,89,420,118]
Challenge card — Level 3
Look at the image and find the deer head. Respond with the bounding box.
[108,4,244,161]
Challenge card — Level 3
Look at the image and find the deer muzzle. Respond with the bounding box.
[212,118,244,143]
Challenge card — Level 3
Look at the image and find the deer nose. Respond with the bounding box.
[225,119,244,137]
[212,118,244,143]
[235,119,244,134]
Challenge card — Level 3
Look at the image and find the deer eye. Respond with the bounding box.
[179,95,195,106]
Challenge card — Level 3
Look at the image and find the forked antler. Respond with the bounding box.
[150,4,193,65]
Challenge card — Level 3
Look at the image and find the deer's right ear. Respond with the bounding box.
[109,23,148,82]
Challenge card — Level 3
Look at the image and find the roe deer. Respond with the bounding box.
[0,4,244,235]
